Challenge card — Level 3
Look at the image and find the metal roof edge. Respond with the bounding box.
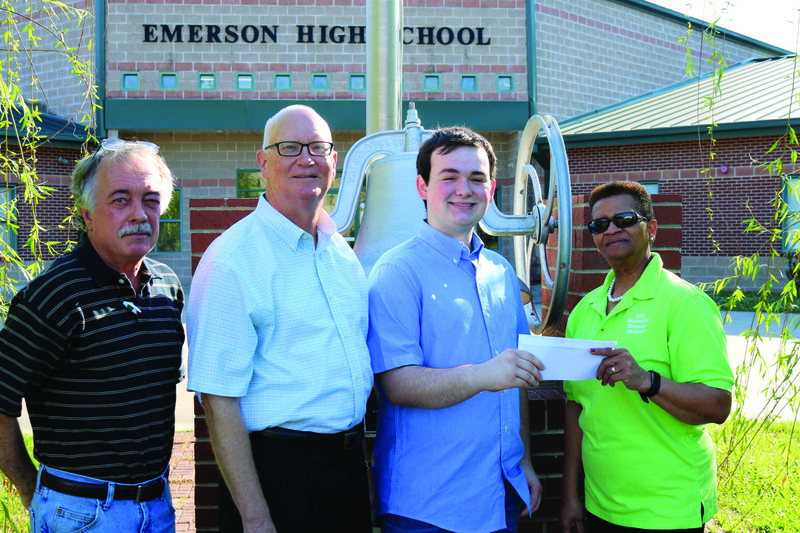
[608,0,792,56]
[559,120,796,147]
[559,56,795,132]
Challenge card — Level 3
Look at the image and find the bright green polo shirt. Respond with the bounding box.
[564,253,734,529]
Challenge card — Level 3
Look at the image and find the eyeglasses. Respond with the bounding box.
[587,211,648,234]
[264,141,334,157]
[100,138,159,154]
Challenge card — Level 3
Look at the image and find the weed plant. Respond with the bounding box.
[709,420,800,532]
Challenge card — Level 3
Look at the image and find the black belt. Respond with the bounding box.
[40,470,166,503]
[255,425,363,450]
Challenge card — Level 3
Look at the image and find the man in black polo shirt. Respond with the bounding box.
[0,139,184,531]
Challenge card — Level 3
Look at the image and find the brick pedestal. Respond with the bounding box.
[189,193,681,532]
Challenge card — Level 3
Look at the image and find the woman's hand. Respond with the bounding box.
[590,347,650,393]
[560,495,586,533]
[589,347,732,424]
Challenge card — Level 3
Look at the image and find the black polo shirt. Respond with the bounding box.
[0,233,184,483]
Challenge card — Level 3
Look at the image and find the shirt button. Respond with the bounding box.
[504,425,508,431]
[453,258,457,264]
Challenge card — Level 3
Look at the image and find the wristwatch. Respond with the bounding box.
[639,370,661,403]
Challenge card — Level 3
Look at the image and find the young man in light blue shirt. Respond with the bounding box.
[368,126,544,533]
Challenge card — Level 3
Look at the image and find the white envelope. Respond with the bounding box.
[518,334,617,381]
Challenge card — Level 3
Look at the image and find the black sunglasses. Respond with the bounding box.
[587,211,648,234]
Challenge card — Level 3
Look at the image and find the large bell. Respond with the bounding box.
[330,104,430,276]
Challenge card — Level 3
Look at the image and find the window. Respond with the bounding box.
[155,188,181,253]
[274,73,292,91]
[782,177,800,253]
[160,73,178,90]
[198,73,216,91]
[641,181,659,195]
[423,74,441,92]
[460,75,478,92]
[312,73,330,91]
[0,186,17,253]
[497,75,513,92]
[236,73,254,91]
[237,169,265,198]
[121,72,140,91]
[349,73,366,92]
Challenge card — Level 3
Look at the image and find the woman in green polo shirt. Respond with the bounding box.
[560,181,734,533]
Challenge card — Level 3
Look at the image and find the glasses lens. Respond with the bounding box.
[276,142,302,156]
[309,142,333,156]
[100,139,159,154]
[587,219,609,234]
[587,212,643,234]
[612,212,639,229]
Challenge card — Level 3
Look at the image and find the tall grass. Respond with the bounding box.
[709,420,800,532]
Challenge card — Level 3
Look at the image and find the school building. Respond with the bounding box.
[6,0,793,295]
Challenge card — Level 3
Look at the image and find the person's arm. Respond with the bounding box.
[593,348,732,425]
[378,348,543,409]
[0,414,37,509]
[560,400,586,533]
[518,388,542,517]
[203,394,275,533]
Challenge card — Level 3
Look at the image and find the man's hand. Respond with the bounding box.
[519,458,542,517]
[0,414,37,509]
[480,349,543,392]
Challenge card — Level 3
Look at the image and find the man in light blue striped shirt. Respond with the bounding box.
[187,105,373,533]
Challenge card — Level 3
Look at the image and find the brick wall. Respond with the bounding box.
[535,0,774,121]
[5,145,83,262]
[12,0,95,119]
[564,136,786,259]
[188,197,257,531]
[106,0,529,103]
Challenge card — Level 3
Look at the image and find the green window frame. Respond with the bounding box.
[121,72,140,91]
[460,75,478,92]
[782,176,800,253]
[274,73,292,91]
[423,74,441,92]
[497,74,514,92]
[155,188,181,253]
[198,73,216,91]
[237,169,265,198]
[0,186,17,253]
[160,72,178,91]
[349,73,366,92]
[640,181,659,195]
[236,73,254,91]
[312,73,330,91]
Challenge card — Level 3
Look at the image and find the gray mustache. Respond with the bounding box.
[118,222,153,238]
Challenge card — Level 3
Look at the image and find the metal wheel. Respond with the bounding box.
[513,115,572,335]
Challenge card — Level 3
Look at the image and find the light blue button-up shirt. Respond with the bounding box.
[187,195,373,433]
[368,222,531,532]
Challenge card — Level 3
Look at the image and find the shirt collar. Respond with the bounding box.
[71,232,158,288]
[255,193,336,251]
[589,252,664,312]
[417,221,484,264]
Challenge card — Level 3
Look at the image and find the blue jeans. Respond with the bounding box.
[381,484,521,533]
[29,465,175,533]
